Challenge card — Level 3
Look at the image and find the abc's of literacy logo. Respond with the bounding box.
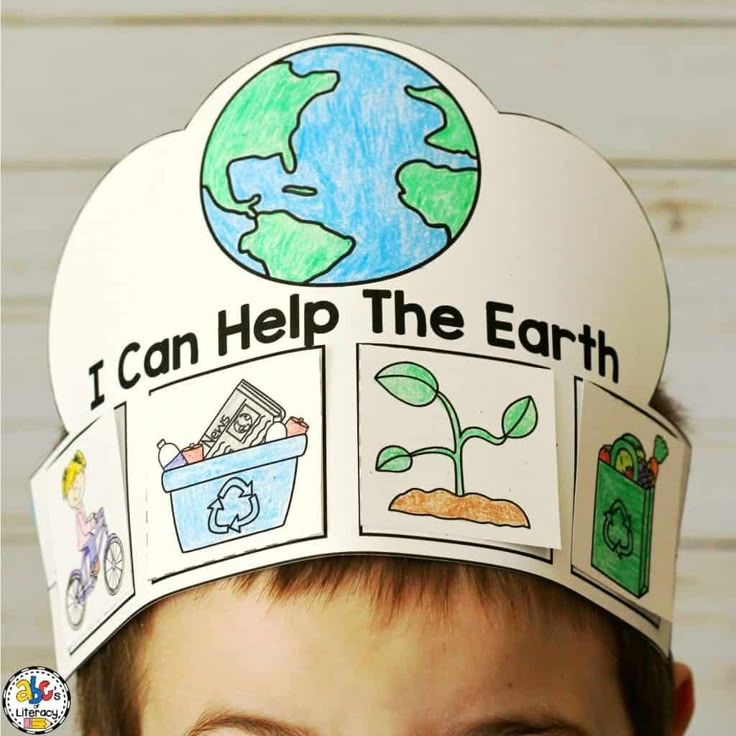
[2,667,70,733]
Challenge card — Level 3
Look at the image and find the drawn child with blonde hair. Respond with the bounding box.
[62,451,100,577]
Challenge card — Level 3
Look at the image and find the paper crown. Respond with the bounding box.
[31,34,690,677]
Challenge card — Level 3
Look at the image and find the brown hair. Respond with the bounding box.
[75,386,685,735]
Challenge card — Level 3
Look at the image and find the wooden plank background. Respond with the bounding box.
[2,3,734,734]
[4,1,736,23]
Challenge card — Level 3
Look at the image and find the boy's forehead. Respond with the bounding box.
[141,583,627,736]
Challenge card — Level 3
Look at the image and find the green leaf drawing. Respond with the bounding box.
[502,396,538,438]
[375,362,439,407]
[376,445,413,473]
[653,435,669,464]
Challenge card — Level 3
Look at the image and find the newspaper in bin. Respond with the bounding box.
[200,380,286,458]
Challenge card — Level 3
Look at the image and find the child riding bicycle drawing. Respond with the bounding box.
[62,451,125,629]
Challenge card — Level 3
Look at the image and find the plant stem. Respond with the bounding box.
[411,446,456,460]
[453,452,464,497]
[436,391,465,496]
[459,426,506,447]
[410,445,461,493]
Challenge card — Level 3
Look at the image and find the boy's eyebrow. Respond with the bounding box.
[184,711,317,736]
[455,714,592,736]
[184,711,591,736]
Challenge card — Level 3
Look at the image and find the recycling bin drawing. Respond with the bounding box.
[591,433,667,598]
[162,434,307,552]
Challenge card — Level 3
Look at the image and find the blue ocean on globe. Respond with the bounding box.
[202,44,480,285]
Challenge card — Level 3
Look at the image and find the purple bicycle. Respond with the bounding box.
[65,508,124,629]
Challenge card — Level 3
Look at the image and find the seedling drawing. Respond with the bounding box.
[373,361,538,527]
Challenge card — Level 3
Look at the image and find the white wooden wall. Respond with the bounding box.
[2,3,735,734]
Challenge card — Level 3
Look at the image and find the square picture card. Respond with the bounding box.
[31,412,134,652]
[572,382,690,620]
[141,346,325,581]
[358,345,561,550]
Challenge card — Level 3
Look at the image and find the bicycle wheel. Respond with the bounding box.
[66,572,85,629]
[103,534,125,595]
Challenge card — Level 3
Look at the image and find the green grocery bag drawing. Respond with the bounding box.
[591,434,669,598]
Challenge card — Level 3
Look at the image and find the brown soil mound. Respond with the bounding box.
[389,488,530,528]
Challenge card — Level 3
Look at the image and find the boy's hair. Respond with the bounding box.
[75,387,685,736]
[62,450,86,498]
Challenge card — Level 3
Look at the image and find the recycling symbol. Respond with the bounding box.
[602,498,634,558]
[207,477,260,534]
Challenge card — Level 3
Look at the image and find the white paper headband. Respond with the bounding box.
[32,34,690,676]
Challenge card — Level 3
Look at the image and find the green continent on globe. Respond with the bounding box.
[238,211,356,283]
[405,86,478,158]
[202,62,339,214]
[397,161,478,238]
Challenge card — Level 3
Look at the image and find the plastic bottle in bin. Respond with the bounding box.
[157,439,185,470]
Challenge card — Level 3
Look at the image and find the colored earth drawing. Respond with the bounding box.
[201,43,480,285]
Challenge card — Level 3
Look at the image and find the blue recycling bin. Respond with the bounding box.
[162,435,307,552]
